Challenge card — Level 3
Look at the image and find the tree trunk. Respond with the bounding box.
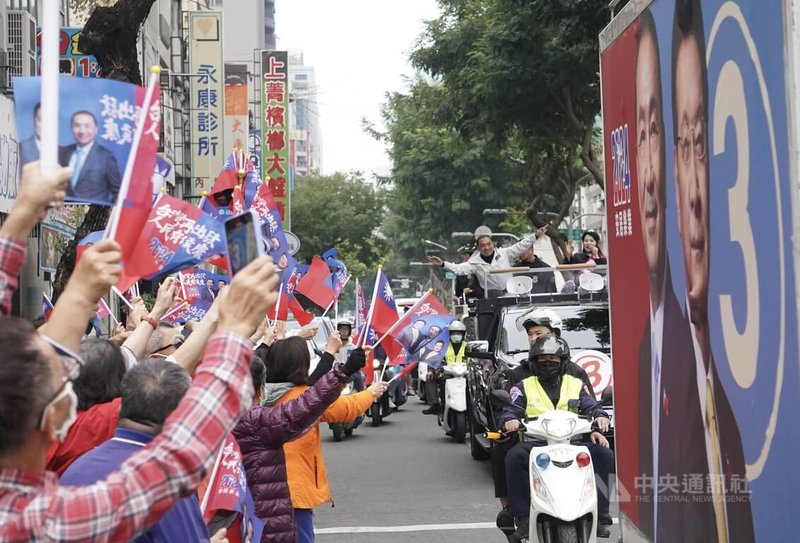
[51,0,156,299]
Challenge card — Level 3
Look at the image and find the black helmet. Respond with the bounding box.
[527,333,570,377]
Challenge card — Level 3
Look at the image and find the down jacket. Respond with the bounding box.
[278,380,374,510]
[233,363,351,543]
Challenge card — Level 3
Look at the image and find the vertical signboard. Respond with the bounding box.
[600,1,800,541]
[189,11,225,196]
[260,50,290,228]
[224,63,249,152]
[35,27,102,77]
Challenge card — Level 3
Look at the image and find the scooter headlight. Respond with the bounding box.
[372,360,381,369]
[451,364,467,377]
[541,418,575,439]
[532,473,552,501]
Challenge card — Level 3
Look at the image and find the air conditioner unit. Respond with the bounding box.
[7,10,36,78]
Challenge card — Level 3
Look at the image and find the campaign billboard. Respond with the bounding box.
[600,1,800,541]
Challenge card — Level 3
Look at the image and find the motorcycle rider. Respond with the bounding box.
[335,320,364,392]
[500,334,614,541]
[422,320,468,415]
[494,308,598,536]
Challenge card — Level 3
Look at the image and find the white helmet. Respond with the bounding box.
[448,320,467,333]
[515,308,562,335]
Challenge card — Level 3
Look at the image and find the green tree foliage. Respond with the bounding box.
[291,171,387,278]
[376,79,528,266]
[411,0,610,190]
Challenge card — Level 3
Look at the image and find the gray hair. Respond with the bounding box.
[119,360,191,427]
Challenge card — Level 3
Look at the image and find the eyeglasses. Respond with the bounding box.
[41,334,84,381]
[676,117,707,164]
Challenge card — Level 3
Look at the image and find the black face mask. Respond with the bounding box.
[536,363,561,382]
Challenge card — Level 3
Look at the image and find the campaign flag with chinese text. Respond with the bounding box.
[202,435,265,543]
[322,248,348,298]
[381,291,452,366]
[120,195,226,290]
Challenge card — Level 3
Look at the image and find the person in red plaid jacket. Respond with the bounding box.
[0,163,280,541]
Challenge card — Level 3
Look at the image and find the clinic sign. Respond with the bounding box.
[189,11,225,196]
[260,51,291,229]
[600,1,800,541]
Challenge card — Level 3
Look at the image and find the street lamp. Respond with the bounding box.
[423,239,448,251]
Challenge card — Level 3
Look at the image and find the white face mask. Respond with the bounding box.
[450,334,464,343]
[53,382,78,442]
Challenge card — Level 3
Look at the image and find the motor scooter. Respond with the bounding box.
[417,361,429,403]
[436,363,469,443]
[490,390,600,543]
[328,379,364,441]
[367,359,393,426]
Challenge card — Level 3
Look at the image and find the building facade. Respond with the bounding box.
[288,49,321,177]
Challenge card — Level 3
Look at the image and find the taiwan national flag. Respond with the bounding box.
[294,257,335,310]
[122,194,226,291]
[370,271,399,337]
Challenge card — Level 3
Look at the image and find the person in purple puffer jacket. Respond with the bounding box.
[233,340,367,543]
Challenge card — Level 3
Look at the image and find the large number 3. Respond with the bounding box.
[714,60,759,389]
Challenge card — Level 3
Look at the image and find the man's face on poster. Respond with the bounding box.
[674,34,709,317]
[71,112,98,147]
[428,326,440,339]
[635,26,667,279]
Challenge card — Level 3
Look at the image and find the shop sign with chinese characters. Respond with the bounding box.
[260,51,291,228]
[189,12,225,196]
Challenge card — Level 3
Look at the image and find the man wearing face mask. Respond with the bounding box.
[500,334,614,541]
[422,321,468,416]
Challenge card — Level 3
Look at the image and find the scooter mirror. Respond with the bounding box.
[491,389,513,405]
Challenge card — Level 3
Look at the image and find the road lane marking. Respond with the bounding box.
[315,522,497,534]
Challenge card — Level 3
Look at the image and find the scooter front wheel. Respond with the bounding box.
[332,424,345,442]
[453,412,467,443]
[370,402,382,426]
[555,521,579,543]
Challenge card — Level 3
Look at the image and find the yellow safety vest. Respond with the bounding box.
[444,342,467,365]
[521,374,583,418]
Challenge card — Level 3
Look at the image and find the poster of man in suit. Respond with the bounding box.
[12,76,145,206]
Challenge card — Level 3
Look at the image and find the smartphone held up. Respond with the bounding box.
[224,211,265,276]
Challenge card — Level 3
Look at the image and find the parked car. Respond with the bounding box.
[466,291,613,460]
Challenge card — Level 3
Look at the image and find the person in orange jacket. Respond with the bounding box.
[264,336,388,543]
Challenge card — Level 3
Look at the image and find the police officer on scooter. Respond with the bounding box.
[335,319,365,392]
[500,334,614,541]
[493,309,597,536]
[422,320,469,415]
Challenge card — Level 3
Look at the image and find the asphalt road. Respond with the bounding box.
[313,397,621,542]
